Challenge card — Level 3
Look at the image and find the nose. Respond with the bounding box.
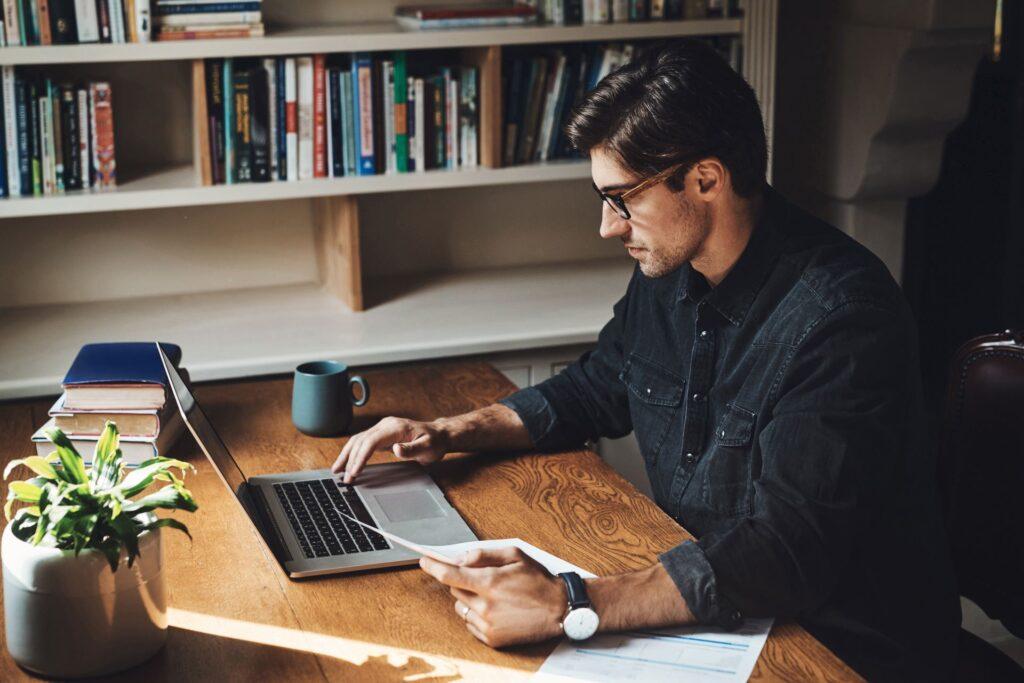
[599,207,629,240]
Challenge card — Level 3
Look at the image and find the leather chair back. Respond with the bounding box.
[940,329,1024,636]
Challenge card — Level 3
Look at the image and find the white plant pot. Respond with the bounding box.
[2,523,167,678]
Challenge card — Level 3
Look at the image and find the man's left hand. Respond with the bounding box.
[419,547,567,648]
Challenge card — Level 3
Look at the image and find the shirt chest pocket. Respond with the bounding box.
[702,403,757,516]
[619,354,685,466]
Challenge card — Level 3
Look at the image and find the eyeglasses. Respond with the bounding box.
[592,163,685,220]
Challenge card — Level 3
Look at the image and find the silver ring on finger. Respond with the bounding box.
[461,603,471,621]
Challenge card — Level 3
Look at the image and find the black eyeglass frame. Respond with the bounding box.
[591,162,687,220]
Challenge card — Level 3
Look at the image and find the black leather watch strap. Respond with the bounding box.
[558,571,591,609]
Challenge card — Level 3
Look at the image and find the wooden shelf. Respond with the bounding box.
[0,258,634,400]
[0,19,742,66]
[0,160,593,218]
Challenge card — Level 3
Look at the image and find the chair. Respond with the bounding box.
[939,329,1024,680]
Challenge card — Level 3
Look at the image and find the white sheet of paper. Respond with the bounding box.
[534,617,774,683]
[338,511,597,575]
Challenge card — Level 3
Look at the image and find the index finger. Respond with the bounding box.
[419,556,488,593]
[458,546,527,568]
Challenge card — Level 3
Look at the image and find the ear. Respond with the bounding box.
[693,158,727,202]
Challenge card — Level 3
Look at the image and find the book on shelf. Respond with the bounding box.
[394,3,537,30]
[194,49,481,185]
[61,341,182,410]
[32,409,185,466]
[153,0,261,40]
[0,66,117,199]
[49,392,178,437]
[0,0,152,44]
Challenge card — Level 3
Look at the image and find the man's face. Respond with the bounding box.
[591,147,710,278]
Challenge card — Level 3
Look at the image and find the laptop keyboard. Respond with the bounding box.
[273,479,391,559]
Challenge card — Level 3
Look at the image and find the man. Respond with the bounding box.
[332,41,960,681]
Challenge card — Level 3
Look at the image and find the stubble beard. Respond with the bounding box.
[634,195,708,278]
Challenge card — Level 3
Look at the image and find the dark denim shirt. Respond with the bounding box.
[500,189,960,681]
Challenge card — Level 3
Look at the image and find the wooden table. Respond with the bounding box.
[0,361,859,681]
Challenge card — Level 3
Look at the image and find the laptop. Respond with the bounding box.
[156,344,478,578]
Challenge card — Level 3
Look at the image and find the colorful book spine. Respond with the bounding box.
[296,55,313,180]
[3,0,22,46]
[89,81,116,188]
[76,86,91,188]
[61,85,82,190]
[231,65,251,182]
[406,75,416,173]
[459,66,478,169]
[205,58,225,184]
[312,54,326,178]
[222,58,233,183]
[413,77,425,173]
[28,80,42,196]
[327,66,343,178]
[262,58,277,180]
[249,65,270,182]
[339,69,356,177]
[352,52,375,176]
[382,59,396,174]
[393,51,408,173]
[275,57,287,181]
[284,56,297,181]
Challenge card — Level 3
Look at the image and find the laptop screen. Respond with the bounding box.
[157,343,248,497]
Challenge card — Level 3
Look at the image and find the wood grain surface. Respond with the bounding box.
[0,360,861,682]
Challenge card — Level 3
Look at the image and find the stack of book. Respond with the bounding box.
[393,0,741,29]
[195,52,479,185]
[153,0,263,41]
[503,37,738,166]
[31,342,186,466]
[1,66,117,199]
[0,0,152,45]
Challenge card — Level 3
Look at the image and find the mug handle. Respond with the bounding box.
[349,375,370,407]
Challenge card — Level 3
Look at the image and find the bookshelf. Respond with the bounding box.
[0,1,777,400]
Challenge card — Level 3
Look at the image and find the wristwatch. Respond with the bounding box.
[557,571,600,641]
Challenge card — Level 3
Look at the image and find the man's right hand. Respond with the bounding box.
[331,416,450,484]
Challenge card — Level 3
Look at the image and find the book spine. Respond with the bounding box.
[154,26,259,39]
[2,0,22,46]
[413,77,425,173]
[340,69,356,177]
[503,58,524,167]
[77,86,91,188]
[125,0,136,41]
[371,58,384,174]
[353,53,374,176]
[61,85,81,190]
[628,0,647,21]
[231,66,251,182]
[274,57,286,180]
[262,58,277,180]
[447,75,458,169]
[205,58,223,184]
[96,0,111,41]
[327,67,343,177]
[296,55,313,180]
[536,55,563,162]
[2,66,20,197]
[47,0,76,43]
[612,0,628,22]
[406,75,415,173]
[393,51,407,173]
[564,0,582,25]
[134,0,150,41]
[153,10,259,25]
[460,66,478,169]
[36,0,51,43]
[249,66,269,182]
[15,77,31,194]
[650,0,664,19]
[89,81,116,188]
[50,81,64,192]
[28,81,41,195]
[284,56,297,181]
[440,67,452,170]
[22,0,37,45]
[222,58,233,183]
[154,1,260,13]
[312,53,326,178]
[39,96,52,194]
[430,75,444,169]
[0,104,5,197]
[382,60,395,174]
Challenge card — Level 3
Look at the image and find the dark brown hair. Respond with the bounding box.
[565,40,767,196]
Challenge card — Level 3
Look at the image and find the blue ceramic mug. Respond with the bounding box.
[292,361,370,437]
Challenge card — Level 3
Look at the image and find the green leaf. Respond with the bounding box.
[123,484,198,514]
[89,423,122,491]
[8,481,42,503]
[108,515,140,567]
[117,458,192,498]
[140,516,193,542]
[44,428,88,485]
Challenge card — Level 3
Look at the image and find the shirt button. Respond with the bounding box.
[699,330,708,338]
[720,429,726,438]
[685,452,695,463]
[732,610,743,622]
[692,393,702,402]
[646,387,651,394]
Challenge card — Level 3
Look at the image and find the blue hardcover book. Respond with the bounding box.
[154,2,262,14]
[62,342,183,409]
[275,57,287,180]
[351,52,375,175]
[15,76,31,196]
[223,58,234,184]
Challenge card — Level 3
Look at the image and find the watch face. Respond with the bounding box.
[562,607,600,641]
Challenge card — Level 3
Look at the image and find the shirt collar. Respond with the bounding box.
[675,186,785,326]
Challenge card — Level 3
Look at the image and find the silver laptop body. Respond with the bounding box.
[157,344,477,578]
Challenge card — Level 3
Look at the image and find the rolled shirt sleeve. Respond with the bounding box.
[500,272,635,452]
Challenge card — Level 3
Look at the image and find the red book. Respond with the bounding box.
[89,82,117,189]
[312,54,326,178]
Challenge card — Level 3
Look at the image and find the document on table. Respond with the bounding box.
[534,618,773,683]
[341,511,772,682]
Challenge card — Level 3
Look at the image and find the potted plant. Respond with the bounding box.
[2,422,197,678]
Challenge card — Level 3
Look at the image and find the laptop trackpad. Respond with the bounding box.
[372,490,445,524]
